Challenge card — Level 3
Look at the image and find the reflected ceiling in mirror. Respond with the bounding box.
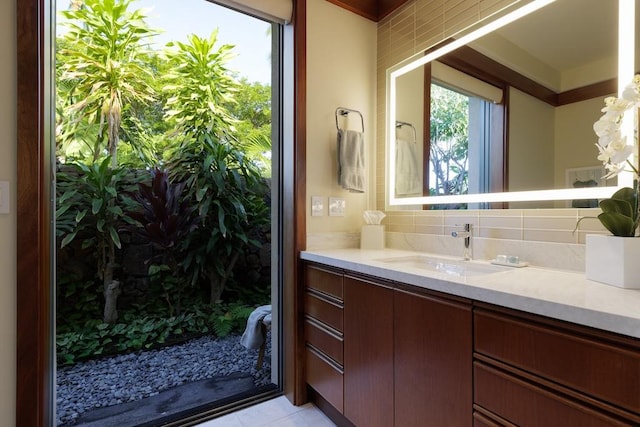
[387,0,635,208]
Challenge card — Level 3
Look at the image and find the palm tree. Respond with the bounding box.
[58,0,158,167]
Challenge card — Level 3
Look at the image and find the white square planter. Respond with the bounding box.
[585,234,640,289]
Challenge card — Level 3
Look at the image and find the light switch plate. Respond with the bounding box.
[329,197,345,216]
[0,181,9,214]
[311,196,324,217]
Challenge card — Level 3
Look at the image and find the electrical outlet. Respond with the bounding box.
[311,196,324,217]
[329,197,345,216]
[0,181,9,214]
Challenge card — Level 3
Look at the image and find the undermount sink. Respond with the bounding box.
[375,255,508,277]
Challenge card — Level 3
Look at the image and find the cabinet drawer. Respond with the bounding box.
[473,411,509,427]
[474,362,632,426]
[305,292,343,332]
[306,346,344,413]
[475,309,640,414]
[305,318,343,365]
[305,265,343,300]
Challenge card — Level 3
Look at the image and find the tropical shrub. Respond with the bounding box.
[56,301,259,365]
[169,137,269,304]
[159,31,270,304]
[127,169,200,315]
[56,158,138,323]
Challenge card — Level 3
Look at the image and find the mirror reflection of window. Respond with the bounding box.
[427,63,504,209]
[429,83,470,199]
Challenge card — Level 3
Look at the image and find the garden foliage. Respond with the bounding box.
[55,0,272,365]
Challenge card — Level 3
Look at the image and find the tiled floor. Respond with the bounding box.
[195,396,337,427]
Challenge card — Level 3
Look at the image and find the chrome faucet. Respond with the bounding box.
[451,223,472,260]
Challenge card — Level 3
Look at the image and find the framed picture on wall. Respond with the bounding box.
[565,166,617,208]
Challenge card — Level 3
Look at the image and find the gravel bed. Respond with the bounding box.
[56,333,272,426]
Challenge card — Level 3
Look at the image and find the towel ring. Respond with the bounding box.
[396,120,417,144]
[336,107,364,133]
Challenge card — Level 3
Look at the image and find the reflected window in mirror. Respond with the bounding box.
[428,62,505,209]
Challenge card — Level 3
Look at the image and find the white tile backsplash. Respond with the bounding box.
[307,208,601,272]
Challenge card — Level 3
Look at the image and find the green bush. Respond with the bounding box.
[56,301,259,366]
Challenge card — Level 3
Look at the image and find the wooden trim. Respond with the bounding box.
[557,78,617,106]
[325,0,410,22]
[284,0,307,406]
[325,0,377,21]
[440,45,558,106]
[377,0,410,20]
[440,45,615,107]
[307,387,356,427]
[17,0,54,425]
[422,62,431,199]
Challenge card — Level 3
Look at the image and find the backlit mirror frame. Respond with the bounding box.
[387,0,635,207]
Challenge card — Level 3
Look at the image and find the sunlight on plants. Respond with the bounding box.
[55,0,272,366]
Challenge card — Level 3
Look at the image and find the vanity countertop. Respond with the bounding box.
[300,248,640,339]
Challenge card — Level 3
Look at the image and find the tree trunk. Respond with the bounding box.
[103,279,120,323]
[208,251,240,304]
[102,240,120,323]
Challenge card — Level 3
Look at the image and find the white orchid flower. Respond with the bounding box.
[593,116,620,137]
[621,75,640,104]
[602,162,627,179]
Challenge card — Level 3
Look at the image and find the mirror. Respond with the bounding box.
[387,0,636,208]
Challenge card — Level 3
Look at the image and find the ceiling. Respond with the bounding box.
[495,0,618,73]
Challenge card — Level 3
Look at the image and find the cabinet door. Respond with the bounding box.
[344,275,394,427]
[394,288,473,427]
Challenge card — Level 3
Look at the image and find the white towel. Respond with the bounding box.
[337,129,366,193]
[240,305,272,350]
[395,138,422,195]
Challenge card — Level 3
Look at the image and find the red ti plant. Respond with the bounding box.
[129,169,200,315]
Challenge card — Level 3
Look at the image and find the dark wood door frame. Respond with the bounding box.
[16,0,55,425]
[16,0,307,425]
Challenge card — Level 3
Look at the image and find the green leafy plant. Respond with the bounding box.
[55,301,254,366]
[211,303,256,337]
[56,157,137,323]
[595,182,639,237]
[159,30,269,304]
[161,31,237,144]
[169,137,269,304]
[429,83,469,198]
[57,0,158,167]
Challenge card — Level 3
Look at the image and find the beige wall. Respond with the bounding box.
[508,87,555,193]
[555,96,612,188]
[306,0,377,233]
[0,0,17,424]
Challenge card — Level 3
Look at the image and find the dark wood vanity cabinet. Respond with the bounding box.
[303,262,473,427]
[343,275,394,427]
[473,304,640,426]
[302,260,640,426]
[303,264,345,413]
[394,285,472,426]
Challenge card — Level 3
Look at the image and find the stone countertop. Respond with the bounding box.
[300,248,640,339]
